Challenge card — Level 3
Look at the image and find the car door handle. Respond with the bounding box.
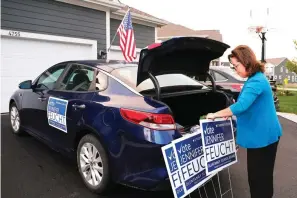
[38,97,47,101]
[72,104,86,110]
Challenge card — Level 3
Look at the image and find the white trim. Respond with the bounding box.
[110,14,157,28]
[111,10,168,27]
[106,10,111,59]
[273,64,275,77]
[158,35,209,40]
[155,27,158,43]
[55,0,124,12]
[98,69,143,97]
[1,29,97,58]
[110,45,142,53]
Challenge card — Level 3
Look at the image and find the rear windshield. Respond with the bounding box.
[111,66,208,92]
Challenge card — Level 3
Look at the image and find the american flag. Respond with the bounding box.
[117,10,136,62]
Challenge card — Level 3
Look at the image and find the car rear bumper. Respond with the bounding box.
[108,131,175,191]
[111,119,238,191]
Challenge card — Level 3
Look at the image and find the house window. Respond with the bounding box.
[279,75,282,80]
[292,76,295,82]
[286,69,288,73]
[288,76,290,80]
[280,67,283,72]
[274,75,277,80]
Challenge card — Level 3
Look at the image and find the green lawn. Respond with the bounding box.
[276,91,297,114]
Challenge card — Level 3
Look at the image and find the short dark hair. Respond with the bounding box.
[228,45,265,76]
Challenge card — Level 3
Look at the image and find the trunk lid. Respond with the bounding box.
[137,37,230,85]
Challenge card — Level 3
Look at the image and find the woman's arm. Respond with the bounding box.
[206,79,264,120]
[206,107,233,120]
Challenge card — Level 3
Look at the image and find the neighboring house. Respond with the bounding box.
[1,0,168,113]
[156,23,224,66]
[221,61,231,66]
[265,57,297,83]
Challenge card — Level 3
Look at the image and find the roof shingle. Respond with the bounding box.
[265,57,287,66]
[157,23,223,42]
[120,6,168,23]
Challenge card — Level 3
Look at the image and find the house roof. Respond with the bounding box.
[113,5,168,26]
[265,57,287,66]
[195,30,223,43]
[121,6,167,22]
[221,61,231,66]
[157,23,223,42]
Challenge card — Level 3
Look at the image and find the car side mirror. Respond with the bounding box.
[19,80,32,89]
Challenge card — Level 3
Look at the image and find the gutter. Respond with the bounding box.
[112,10,169,27]
[56,0,125,12]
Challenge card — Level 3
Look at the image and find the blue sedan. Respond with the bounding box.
[9,37,234,194]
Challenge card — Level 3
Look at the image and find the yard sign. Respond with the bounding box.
[47,97,68,133]
[161,144,186,198]
[171,132,216,196]
[200,118,237,175]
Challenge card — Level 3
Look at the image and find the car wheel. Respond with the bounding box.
[77,134,112,194]
[9,103,24,135]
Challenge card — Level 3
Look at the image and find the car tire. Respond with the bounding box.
[77,134,113,194]
[9,102,24,135]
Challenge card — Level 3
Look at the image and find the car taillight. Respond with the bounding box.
[231,84,243,91]
[120,108,176,130]
[147,43,161,50]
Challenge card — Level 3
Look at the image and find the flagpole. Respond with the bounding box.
[107,7,130,52]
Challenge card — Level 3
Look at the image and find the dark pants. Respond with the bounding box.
[247,139,279,198]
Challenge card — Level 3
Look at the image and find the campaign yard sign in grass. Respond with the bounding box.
[170,132,216,197]
[161,144,185,198]
[200,118,237,175]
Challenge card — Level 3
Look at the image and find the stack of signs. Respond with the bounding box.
[200,118,237,175]
[162,144,186,198]
[161,118,237,198]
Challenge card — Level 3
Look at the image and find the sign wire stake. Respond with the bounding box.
[203,185,209,198]
[211,178,219,198]
[228,168,234,198]
[217,172,223,197]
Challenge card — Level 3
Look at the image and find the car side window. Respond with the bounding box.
[35,64,67,90]
[194,74,211,82]
[57,65,108,92]
[58,64,96,92]
[213,71,228,81]
[94,70,108,91]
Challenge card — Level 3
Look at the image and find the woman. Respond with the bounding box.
[206,45,282,198]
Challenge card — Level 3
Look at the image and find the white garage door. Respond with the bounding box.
[1,30,97,113]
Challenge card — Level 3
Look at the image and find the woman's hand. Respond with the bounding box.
[206,108,234,120]
[206,113,217,120]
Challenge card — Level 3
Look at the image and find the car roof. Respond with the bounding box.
[60,59,138,73]
[210,66,234,71]
[210,66,247,81]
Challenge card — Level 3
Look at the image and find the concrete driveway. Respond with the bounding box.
[1,115,297,198]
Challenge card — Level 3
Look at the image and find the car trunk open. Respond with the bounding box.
[136,37,231,128]
[142,89,232,128]
[137,37,230,87]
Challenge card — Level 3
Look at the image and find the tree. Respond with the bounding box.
[285,40,297,74]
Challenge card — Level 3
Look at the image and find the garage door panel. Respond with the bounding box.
[1,35,96,113]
